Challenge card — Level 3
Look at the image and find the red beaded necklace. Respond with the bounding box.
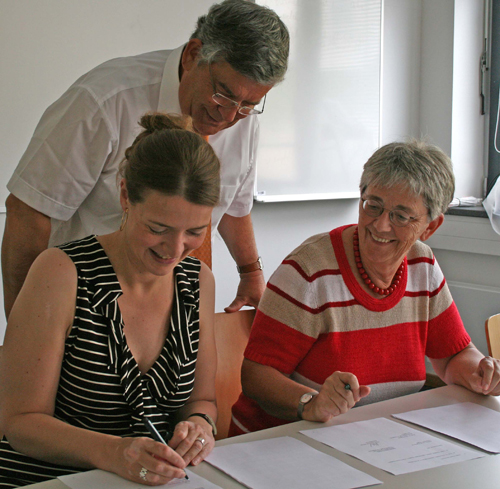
[353,227,404,296]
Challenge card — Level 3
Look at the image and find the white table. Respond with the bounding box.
[24,385,500,489]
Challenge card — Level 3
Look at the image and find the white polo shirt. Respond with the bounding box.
[8,45,259,246]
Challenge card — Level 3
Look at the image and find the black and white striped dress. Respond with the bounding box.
[0,236,201,488]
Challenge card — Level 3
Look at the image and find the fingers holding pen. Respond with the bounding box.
[302,371,370,422]
[332,371,371,403]
[325,372,357,413]
[119,437,186,485]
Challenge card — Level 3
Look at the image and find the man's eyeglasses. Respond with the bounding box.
[361,198,427,227]
[209,63,266,116]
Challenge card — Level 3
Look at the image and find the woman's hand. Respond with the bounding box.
[168,419,215,466]
[303,371,371,423]
[469,356,500,396]
[112,436,187,486]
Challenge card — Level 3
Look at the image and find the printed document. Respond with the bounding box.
[59,468,221,489]
[206,436,382,489]
[393,402,500,453]
[300,417,485,475]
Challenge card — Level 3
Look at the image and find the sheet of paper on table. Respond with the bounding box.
[392,402,500,453]
[59,468,221,489]
[300,417,485,475]
[206,436,382,489]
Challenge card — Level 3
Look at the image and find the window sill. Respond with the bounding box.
[426,208,500,256]
[446,205,488,218]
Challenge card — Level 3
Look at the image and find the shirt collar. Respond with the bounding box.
[158,44,185,113]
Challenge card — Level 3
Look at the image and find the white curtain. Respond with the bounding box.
[483,176,500,234]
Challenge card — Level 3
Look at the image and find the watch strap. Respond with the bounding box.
[297,392,318,420]
[237,257,263,274]
[187,412,217,436]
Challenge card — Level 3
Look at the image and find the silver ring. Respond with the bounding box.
[195,436,206,447]
[139,467,148,481]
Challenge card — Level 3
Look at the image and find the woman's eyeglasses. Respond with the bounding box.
[361,198,427,227]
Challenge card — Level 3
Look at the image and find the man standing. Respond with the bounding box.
[2,0,289,317]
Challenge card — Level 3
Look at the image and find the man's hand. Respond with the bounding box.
[224,269,266,313]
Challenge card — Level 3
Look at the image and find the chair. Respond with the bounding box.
[214,309,255,440]
[485,313,500,358]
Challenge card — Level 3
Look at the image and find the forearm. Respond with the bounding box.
[217,213,259,266]
[5,412,121,471]
[432,344,484,388]
[241,360,314,420]
[177,400,218,424]
[2,195,51,317]
[180,264,218,427]
[218,213,266,311]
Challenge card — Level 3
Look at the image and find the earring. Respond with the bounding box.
[120,209,129,231]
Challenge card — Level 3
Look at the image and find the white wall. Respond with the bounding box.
[451,0,487,198]
[380,0,422,143]
[419,0,455,156]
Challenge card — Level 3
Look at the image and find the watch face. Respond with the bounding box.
[300,393,314,403]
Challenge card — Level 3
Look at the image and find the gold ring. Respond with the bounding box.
[139,467,148,481]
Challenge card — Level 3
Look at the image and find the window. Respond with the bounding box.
[487,0,500,195]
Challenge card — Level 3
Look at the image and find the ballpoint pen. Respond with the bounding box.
[143,417,189,480]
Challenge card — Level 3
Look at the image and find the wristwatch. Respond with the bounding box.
[237,257,263,274]
[187,413,217,436]
[297,392,318,420]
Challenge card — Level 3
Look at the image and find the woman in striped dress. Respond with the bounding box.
[0,113,220,487]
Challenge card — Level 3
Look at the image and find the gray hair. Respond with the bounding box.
[359,140,455,220]
[190,0,289,85]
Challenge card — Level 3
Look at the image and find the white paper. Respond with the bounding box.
[206,436,381,489]
[393,402,500,453]
[59,468,221,489]
[300,417,485,475]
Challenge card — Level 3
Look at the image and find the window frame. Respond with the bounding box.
[487,0,500,196]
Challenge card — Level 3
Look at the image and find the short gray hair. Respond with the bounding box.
[190,0,289,85]
[359,140,455,220]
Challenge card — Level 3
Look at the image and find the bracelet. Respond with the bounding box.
[237,257,263,274]
[187,413,217,436]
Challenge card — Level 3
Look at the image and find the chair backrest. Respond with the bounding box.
[485,313,500,359]
[214,309,255,440]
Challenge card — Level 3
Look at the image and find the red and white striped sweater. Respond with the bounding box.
[230,224,471,435]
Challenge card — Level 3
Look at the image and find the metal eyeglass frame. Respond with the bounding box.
[208,63,266,116]
[361,198,427,227]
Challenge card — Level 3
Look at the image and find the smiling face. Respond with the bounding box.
[357,184,443,273]
[120,183,213,277]
[178,39,272,136]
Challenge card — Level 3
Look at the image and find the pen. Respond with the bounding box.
[143,417,189,480]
